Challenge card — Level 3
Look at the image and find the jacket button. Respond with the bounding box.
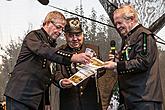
[42,65,46,68]
[46,84,49,87]
[80,92,83,95]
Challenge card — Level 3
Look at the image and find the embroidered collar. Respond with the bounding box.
[127,24,142,36]
[65,44,82,52]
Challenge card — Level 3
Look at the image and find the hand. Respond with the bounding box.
[108,53,119,61]
[108,53,115,61]
[45,105,51,110]
[71,53,91,64]
[61,78,73,88]
[104,61,117,70]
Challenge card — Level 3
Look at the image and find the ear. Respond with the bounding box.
[129,13,136,21]
[64,33,68,40]
[44,21,51,26]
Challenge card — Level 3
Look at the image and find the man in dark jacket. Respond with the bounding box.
[104,5,163,110]
[4,11,91,110]
[53,17,104,110]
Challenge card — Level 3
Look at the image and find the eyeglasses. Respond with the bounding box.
[50,21,64,31]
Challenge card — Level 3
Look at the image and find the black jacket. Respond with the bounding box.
[117,24,163,109]
[4,28,73,109]
[54,44,104,110]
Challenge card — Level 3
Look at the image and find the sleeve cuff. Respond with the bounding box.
[117,61,126,71]
[59,79,65,88]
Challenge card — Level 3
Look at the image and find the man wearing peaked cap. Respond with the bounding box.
[53,17,105,110]
[64,17,83,33]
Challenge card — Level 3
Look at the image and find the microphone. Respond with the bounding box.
[110,40,116,61]
[37,0,49,5]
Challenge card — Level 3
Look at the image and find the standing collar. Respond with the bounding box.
[41,27,49,37]
[41,28,57,47]
[66,44,83,52]
[127,24,142,36]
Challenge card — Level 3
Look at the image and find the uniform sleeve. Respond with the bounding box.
[51,63,65,88]
[117,34,157,74]
[24,32,72,65]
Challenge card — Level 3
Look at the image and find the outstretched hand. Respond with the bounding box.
[71,53,91,64]
[104,61,117,70]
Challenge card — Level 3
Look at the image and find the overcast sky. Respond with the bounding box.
[0,0,108,46]
[0,0,164,49]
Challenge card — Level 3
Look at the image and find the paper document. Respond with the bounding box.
[69,57,105,86]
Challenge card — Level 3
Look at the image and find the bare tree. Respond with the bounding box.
[0,40,22,101]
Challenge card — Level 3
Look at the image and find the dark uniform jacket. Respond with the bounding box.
[117,24,163,109]
[54,44,104,110]
[4,28,73,109]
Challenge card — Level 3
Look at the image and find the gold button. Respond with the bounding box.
[46,84,48,87]
[80,92,83,95]
[80,86,83,89]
